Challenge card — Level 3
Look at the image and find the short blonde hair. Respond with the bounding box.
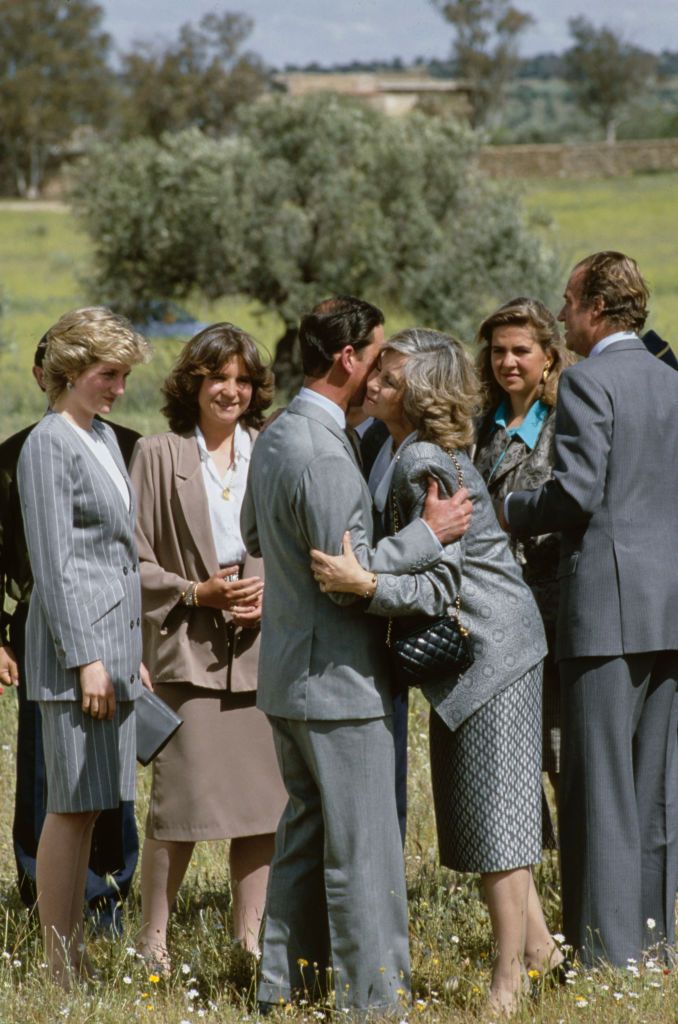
[384,328,481,450]
[42,306,151,404]
[475,296,575,411]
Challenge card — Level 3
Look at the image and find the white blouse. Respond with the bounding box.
[64,418,130,511]
[195,423,251,566]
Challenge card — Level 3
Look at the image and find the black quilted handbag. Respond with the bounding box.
[391,610,474,689]
[387,449,474,690]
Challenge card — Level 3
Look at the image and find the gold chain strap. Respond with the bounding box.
[386,448,467,648]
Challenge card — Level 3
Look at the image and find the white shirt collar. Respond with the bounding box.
[298,386,346,429]
[194,421,252,463]
[589,330,637,358]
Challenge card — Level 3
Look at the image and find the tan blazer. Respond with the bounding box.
[129,429,262,692]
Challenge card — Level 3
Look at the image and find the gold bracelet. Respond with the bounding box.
[362,573,377,599]
[182,582,196,606]
[193,581,201,607]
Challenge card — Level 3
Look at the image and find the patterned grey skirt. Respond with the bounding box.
[429,663,543,873]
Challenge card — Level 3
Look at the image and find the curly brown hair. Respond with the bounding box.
[475,296,575,412]
[574,250,649,332]
[161,323,274,434]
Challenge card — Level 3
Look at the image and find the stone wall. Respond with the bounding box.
[478,138,678,178]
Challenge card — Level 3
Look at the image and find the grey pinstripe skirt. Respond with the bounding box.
[40,700,136,813]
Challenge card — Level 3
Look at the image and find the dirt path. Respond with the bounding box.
[0,199,68,212]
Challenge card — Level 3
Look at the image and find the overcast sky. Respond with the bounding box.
[99,1,678,66]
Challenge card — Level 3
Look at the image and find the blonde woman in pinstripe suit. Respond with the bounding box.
[17,308,151,988]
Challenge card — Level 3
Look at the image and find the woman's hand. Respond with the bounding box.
[195,567,264,611]
[80,660,116,720]
[231,592,263,628]
[310,532,375,596]
[140,662,154,692]
[0,644,19,694]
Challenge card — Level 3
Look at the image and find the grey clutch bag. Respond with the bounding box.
[135,688,183,766]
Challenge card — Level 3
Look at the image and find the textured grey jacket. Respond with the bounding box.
[17,411,143,702]
[509,337,678,659]
[240,395,445,721]
[367,440,547,731]
[474,406,560,629]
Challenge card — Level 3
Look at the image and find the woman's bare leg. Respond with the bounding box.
[483,867,530,1015]
[69,815,98,976]
[523,870,563,972]
[230,833,275,954]
[137,837,195,972]
[36,810,98,987]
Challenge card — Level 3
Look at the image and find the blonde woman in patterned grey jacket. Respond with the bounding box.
[473,298,576,797]
[310,329,565,1016]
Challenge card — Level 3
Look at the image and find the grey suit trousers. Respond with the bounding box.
[258,715,410,1012]
[559,652,678,965]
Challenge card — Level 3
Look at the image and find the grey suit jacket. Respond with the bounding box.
[17,411,143,702]
[367,440,547,731]
[509,337,678,659]
[240,395,444,721]
[129,429,261,692]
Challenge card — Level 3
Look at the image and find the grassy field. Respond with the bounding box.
[0,179,677,1020]
[524,172,678,342]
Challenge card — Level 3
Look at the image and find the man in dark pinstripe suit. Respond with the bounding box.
[506,252,678,967]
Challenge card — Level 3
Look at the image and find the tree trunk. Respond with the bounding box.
[27,141,42,199]
[271,322,303,396]
[605,118,617,145]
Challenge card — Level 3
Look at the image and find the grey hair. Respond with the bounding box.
[384,328,481,450]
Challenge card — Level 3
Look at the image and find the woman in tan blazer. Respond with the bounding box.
[129,324,286,972]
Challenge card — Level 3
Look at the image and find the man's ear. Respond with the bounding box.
[590,294,606,321]
[338,344,355,375]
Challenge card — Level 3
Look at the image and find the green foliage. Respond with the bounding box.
[73,94,558,387]
[564,17,658,143]
[431,0,534,126]
[0,0,113,197]
[119,12,267,140]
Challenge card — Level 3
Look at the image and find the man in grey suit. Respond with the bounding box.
[241,296,471,1012]
[506,252,678,966]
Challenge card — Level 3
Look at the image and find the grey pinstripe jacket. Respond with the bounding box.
[17,411,143,702]
[240,396,445,721]
[509,337,678,659]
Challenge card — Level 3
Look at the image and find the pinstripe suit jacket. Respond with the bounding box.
[240,395,444,721]
[17,411,143,702]
[509,337,678,659]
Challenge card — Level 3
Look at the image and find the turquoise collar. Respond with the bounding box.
[493,398,549,451]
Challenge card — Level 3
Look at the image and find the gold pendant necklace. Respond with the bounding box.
[221,460,236,500]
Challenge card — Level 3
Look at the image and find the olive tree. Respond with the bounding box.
[73,93,558,389]
[564,18,657,143]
